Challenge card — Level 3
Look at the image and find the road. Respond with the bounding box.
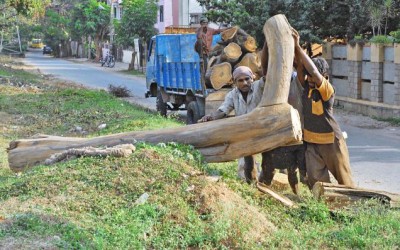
[22,50,400,194]
[23,49,156,110]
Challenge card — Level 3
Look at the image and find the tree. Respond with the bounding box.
[3,0,51,19]
[41,9,70,57]
[115,0,158,69]
[197,0,269,46]
[70,0,110,60]
[197,0,399,44]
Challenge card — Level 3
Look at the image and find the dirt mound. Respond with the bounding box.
[197,179,276,244]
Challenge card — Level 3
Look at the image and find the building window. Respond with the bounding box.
[114,7,117,19]
[159,5,164,22]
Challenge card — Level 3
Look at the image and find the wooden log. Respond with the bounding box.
[206,62,232,90]
[209,44,225,57]
[259,15,294,106]
[8,104,301,171]
[313,182,400,209]
[234,52,262,80]
[220,42,242,64]
[7,14,301,172]
[257,182,297,208]
[237,35,257,53]
[221,26,239,42]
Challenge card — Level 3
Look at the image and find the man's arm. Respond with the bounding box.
[199,90,235,122]
[294,44,305,88]
[292,28,324,87]
[260,41,268,76]
[199,110,226,122]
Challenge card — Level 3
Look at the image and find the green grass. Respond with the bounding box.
[1,57,400,249]
[374,116,400,126]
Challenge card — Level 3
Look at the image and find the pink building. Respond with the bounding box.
[155,0,205,33]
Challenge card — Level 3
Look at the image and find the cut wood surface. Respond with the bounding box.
[221,26,239,43]
[313,182,400,208]
[7,14,301,172]
[207,62,232,90]
[238,35,257,53]
[221,43,242,63]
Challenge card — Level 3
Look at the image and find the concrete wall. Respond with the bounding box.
[325,43,400,118]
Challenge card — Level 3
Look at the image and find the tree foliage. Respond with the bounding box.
[197,0,400,45]
[5,0,51,18]
[198,0,269,46]
[41,9,70,51]
[115,0,158,48]
[70,0,110,42]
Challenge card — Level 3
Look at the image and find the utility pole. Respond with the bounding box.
[109,0,114,53]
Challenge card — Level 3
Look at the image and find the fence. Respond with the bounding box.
[323,43,400,118]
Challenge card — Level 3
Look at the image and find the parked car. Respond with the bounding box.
[43,45,53,55]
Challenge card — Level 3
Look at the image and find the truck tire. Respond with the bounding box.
[186,101,200,125]
[156,91,167,116]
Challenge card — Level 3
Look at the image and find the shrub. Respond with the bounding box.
[108,84,131,97]
[389,30,400,43]
[349,34,367,47]
[369,35,393,44]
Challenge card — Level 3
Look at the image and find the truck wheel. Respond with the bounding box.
[156,92,167,116]
[186,101,200,125]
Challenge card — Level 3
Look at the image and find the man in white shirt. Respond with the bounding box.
[200,66,265,183]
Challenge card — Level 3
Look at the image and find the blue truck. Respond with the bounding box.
[145,33,230,124]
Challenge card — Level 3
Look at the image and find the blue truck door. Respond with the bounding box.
[146,38,156,90]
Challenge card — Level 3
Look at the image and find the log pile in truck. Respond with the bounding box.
[205,26,262,90]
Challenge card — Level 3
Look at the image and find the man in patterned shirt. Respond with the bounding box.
[293,28,355,189]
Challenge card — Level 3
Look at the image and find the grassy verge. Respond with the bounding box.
[374,116,400,126]
[1,56,399,248]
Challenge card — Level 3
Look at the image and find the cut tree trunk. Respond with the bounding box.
[237,35,257,53]
[205,62,232,90]
[313,182,400,209]
[221,26,239,43]
[220,43,242,64]
[7,14,301,172]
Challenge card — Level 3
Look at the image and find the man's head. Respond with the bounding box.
[305,57,329,87]
[200,16,208,28]
[312,57,329,77]
[233,66,255,93]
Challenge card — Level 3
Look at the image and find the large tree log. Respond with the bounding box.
[259,16,294,106]
[7,14,300,172]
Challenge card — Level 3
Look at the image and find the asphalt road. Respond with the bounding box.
[22,50,400,194]
[23,49,156,110]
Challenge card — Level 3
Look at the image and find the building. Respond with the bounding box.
[155,0,205,33]
[108,0,123,20]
